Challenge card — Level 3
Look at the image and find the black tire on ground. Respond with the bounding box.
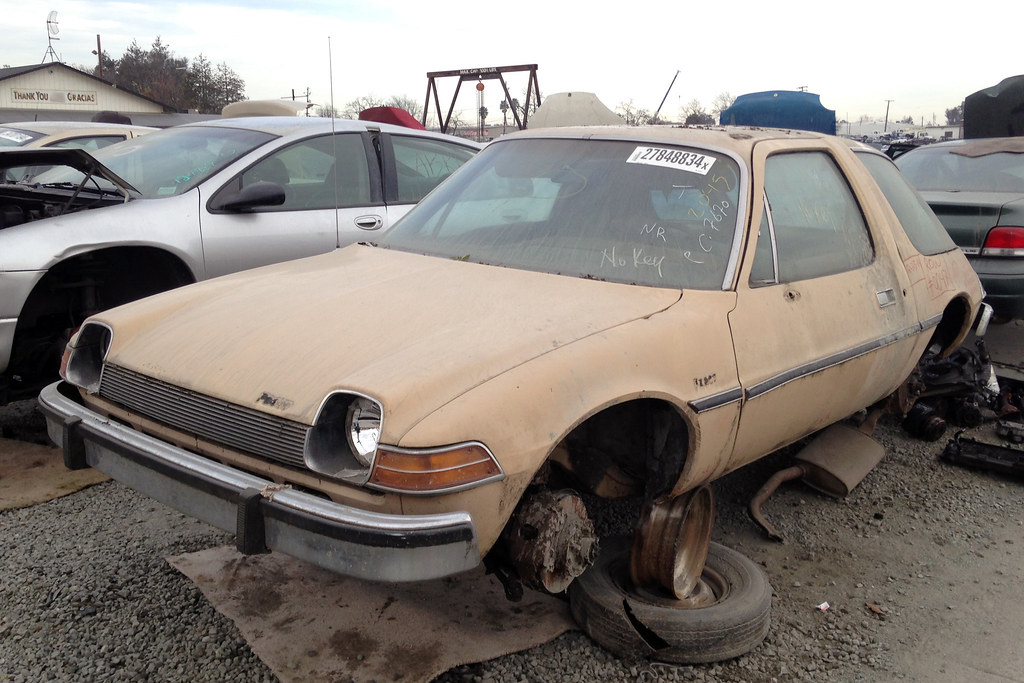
[568,536,772,664]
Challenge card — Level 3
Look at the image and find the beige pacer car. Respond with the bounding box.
[40,126,985,663]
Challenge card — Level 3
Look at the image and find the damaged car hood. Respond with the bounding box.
[0,147,139,196]
[0,148,140,231]
[96,244,683,433]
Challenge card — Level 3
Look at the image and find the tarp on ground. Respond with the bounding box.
[964,75,1024,139]
[720,90,836,135]
[528,92,623,128]
[358,106,426,130]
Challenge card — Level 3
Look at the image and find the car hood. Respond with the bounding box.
[0,147,139,197]
[919,190,1024,248]
[98,245,683,433]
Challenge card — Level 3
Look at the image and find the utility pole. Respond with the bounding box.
[883,99,894,133]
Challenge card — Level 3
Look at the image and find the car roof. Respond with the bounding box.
[1,121,155,135]
[497,124,830,156]
[893,137,1024,163]
[183,116,483,147]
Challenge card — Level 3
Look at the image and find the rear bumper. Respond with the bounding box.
[969,256,1024,320]
[38,381,481,582]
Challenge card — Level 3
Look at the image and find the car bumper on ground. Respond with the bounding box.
[38,381,482,582]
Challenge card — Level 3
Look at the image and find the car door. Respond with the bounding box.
[725,140,921,470]
[199,132,385,279]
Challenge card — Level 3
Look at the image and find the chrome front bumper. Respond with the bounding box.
[38,381,481,582]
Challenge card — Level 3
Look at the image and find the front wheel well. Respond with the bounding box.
[7,247,194,398]
[549,398,692,502]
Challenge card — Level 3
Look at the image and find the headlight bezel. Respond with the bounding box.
[61,321,112,394]
[305,390,384,484]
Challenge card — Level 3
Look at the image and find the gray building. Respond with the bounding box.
[0,62,216,126]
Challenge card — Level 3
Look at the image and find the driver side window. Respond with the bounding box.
[239,133,371,211]
[752,151,874,285]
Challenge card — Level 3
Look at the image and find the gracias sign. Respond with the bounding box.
[11,88,98,105]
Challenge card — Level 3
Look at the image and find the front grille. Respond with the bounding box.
[98,364,309,469]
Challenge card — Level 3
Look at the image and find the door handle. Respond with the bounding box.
[355,214,383,231]
[876,288,897,308]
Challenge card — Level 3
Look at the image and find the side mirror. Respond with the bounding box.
[214,180,285,211]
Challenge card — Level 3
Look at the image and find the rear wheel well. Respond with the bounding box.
[6,247,194,399]
[927,295,974,357]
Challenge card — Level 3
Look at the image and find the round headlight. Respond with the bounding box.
[346,397,382,466]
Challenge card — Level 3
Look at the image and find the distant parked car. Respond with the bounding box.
[41,126,984,663]
[0,120,155,181]
[0,120,154,151]
[896,137,1024,320]
[0,117,480,402]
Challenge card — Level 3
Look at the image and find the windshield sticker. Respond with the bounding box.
[627,146,715,175]
[0,130,33,144]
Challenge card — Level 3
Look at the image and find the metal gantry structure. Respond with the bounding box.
[423,64,540,136]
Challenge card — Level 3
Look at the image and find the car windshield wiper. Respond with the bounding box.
[37,180,121,196]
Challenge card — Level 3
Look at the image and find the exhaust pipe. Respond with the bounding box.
[750,423,885,541]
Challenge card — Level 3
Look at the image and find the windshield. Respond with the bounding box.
[379,138,742,290]
[896,146,1024,193]
[31,125,275,197]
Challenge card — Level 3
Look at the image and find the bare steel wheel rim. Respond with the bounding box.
[629,485,714,599]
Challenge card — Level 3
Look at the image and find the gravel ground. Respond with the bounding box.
[1,398,1022,682]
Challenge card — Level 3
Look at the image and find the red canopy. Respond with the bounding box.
[358,106,426,130]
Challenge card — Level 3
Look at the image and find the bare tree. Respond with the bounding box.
[616,99,654,126]
[711,92,735,117]
[341,95,386,119]
[681,99,714,125]
[314,104,341,118]
[386,95,423,120]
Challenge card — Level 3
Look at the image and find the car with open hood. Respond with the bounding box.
[0,116,479,402]
[40,125,985,663]
[895,136,1024,320]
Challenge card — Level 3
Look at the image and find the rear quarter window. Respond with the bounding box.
[857,151,956,256]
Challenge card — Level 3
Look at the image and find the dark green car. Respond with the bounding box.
[896,137,1024,320]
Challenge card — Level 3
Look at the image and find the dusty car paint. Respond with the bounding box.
[42,125,984,580]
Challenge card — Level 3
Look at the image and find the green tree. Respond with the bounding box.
[185,54,216,113]
[80,38,245,114]
[945,104,963,126]
[213,61,246,112]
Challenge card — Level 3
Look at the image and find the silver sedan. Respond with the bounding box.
[0,116,480,402]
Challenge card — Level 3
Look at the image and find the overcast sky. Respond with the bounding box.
[4,0,1017,126]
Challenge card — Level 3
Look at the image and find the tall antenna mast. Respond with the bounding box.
[42,11,61,63]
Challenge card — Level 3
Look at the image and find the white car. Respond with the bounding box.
[0,120,155,181]
[0,116,480,402]
[0,120,154,151]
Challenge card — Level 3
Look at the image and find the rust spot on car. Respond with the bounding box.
[257,392,293,410]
